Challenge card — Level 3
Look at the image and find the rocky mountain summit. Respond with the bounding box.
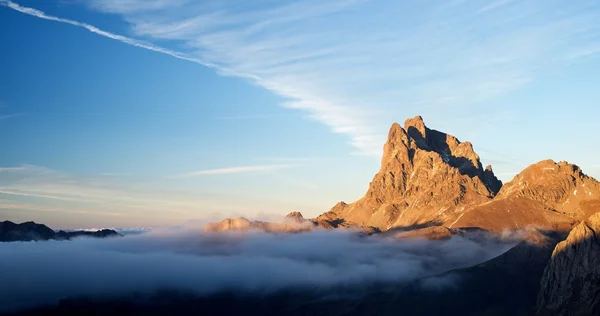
[317,116,600,233]
[0,221,121,242]
[536,211,600,316]
[316,116,503,231]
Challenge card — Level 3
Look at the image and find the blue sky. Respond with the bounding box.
[1,0,599,228]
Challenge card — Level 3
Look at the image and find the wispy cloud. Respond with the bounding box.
[0,0,220,70]
[257,157,336,163]
[3,0,600,157]
[0,113,21,120]
[182,164,295,177]
[0,189,85,202]
[0,164,317,227]
[86,0,188,14]
[217,113,291,120]
[475,0,516,14]
[0,166,27,172]
[567,45,600,60]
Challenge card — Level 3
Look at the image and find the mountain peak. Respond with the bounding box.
[404,115,427,139]
[494,159,600,219]
[451,158,600,232]
[285,212,305,223]
[318,116,503,231]
[387,122,406,142]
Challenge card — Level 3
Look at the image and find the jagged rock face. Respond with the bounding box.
[536,212,600,316]
[453,160,600,232]
[318,116,502,231]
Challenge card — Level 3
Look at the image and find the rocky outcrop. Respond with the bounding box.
[202,215,316,234]
[317,116,503,231]
[285,212,305,224]
[0,221,121,242]
[536,212,600,316]
[453,160,600,232]
[202,213,380,235]
[202,217,257,232]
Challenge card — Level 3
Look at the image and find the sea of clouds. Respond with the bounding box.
[0,227,518,312]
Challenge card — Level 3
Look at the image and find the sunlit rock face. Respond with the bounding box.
[536,211,600,316]
[205,116,600,235]
[317,116,600,233]
[454,160,600,232]
[317,115,502,231]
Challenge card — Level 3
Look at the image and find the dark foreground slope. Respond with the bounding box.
[537,212,600,316]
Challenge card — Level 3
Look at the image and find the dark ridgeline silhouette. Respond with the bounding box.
[0,220,121,242]
[0,221,56,242]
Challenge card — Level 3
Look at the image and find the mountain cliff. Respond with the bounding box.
[317,116,502,231]
[317,116,600,233]
[536,211,600,316]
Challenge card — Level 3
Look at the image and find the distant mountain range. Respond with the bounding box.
[0,221,121,242]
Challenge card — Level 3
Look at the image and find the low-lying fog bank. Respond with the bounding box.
[0,227,519,312]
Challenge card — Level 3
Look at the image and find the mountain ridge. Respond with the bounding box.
[201,116,600,238]
[0,220,121,242]
[316,116,600,233]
